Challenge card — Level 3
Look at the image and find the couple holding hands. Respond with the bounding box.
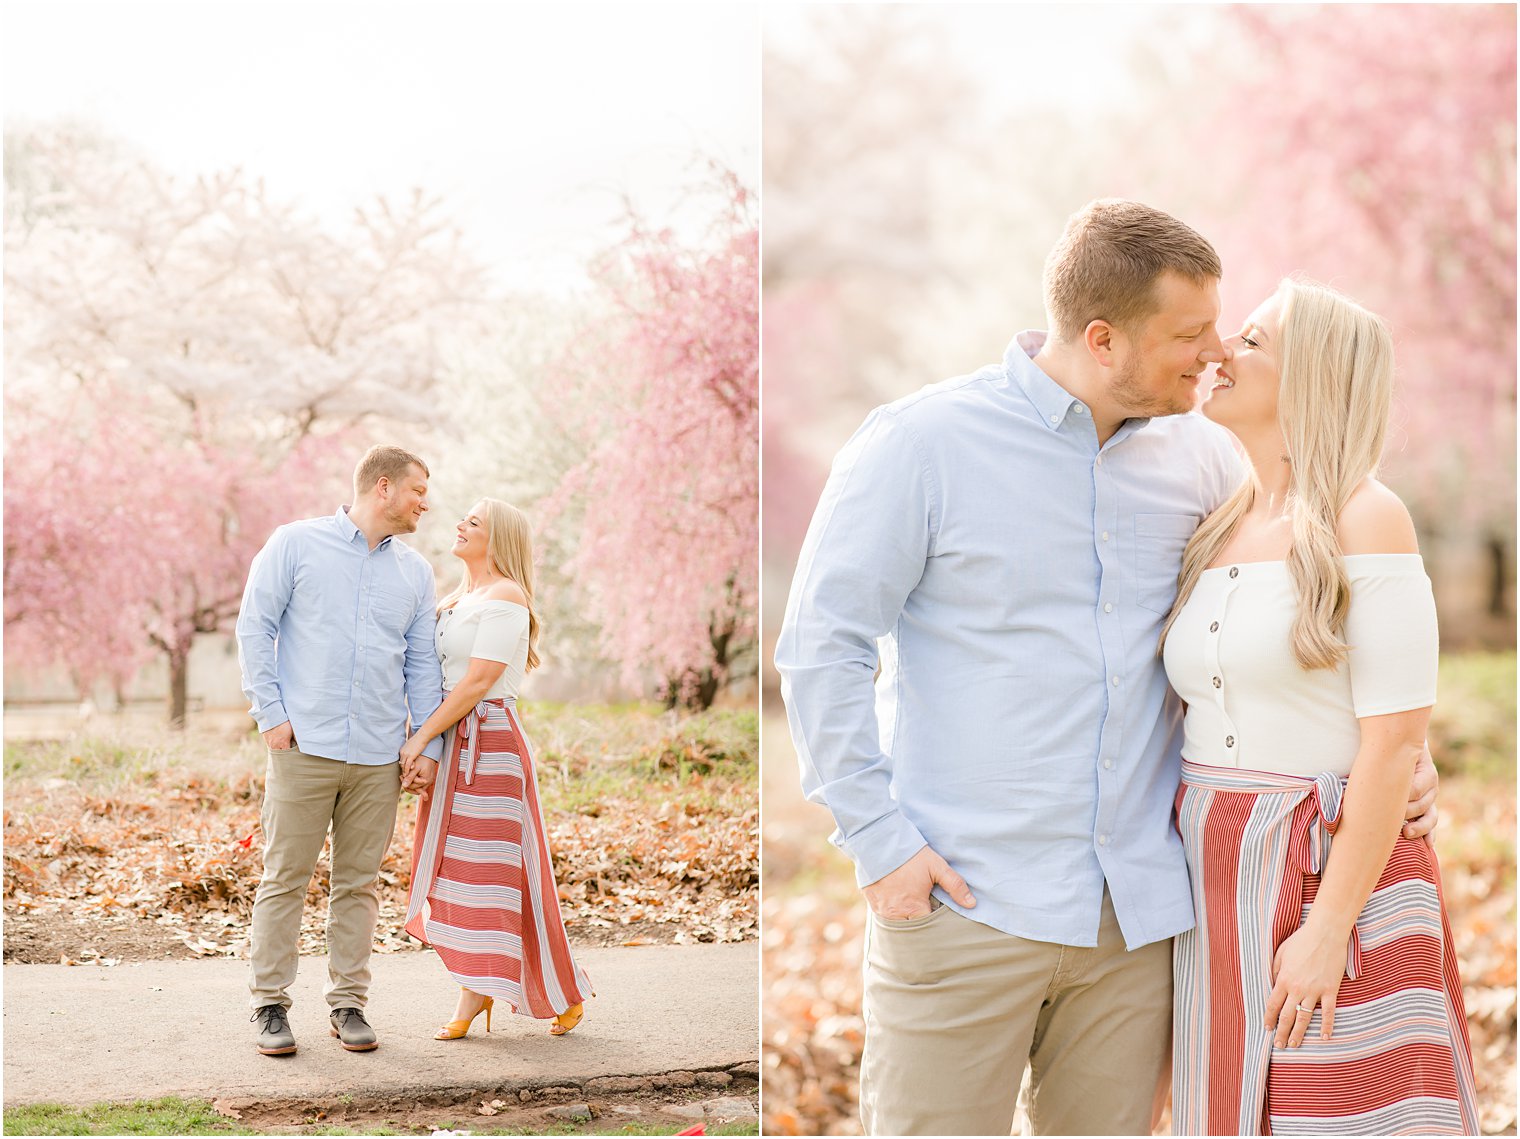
[236,446,589,1057]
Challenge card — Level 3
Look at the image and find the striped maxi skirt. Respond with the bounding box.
[404,696,592,1019]
[1172,760,1477,1136]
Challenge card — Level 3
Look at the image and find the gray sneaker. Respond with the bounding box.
[252,1004,297,1055]
[329,1007,378,1051]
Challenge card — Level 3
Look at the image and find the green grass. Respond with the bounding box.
[1429,651,1515,782]
[1,1099,757,1137]
[3,703,757,818]
[2,1097,257,1136]
[530,704,756,815]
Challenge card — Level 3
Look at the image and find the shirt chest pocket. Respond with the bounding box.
[367,588,415,631]
[1132,513,1198,615]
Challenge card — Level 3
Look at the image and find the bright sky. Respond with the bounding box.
[765,3,1214,116]
[3,1,759,292]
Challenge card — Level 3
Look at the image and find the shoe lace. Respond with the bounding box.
[252,1005,289,1033]
[333,1007,368,1029]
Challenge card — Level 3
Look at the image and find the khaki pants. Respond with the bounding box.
[860,893,1172,1136]
[247,748,400,1011]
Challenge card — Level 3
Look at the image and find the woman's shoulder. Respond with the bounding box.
[1336,479,1419,556]
[480,578,529,608]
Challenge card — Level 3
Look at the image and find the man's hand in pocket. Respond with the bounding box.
[863,845,975,921]
[262,722,294,751]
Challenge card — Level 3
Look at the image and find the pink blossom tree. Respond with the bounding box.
[4,125,480,724]
[1177,4,1516,632]
[550,170,758,708]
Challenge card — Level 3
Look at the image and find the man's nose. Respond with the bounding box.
[1202,336,1229,364]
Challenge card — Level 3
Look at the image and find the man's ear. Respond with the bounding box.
[1084,319,1118,369]
[373,476,390,500]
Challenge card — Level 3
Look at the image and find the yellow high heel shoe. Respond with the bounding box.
[549,1002,584,1037]
[435,994,493,1040]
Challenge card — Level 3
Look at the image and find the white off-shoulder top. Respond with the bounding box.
[1162,554,1438,777]
[435,594,530,700]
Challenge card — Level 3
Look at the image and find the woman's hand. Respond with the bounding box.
[402,755,438,794]
[399,734,432,791]
[1265,922,1350,1048]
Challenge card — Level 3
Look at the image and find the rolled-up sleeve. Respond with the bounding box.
[236,527,292,732]
[775,407,935,886]
[402,566,446,760]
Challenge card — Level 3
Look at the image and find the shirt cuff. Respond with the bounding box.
[836,809,930,888]
[254,702,289,733]
[422,736,444,761]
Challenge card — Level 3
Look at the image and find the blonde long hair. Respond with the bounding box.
[1160,278,1395,670]
[438,498,543,672]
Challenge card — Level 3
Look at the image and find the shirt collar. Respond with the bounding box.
[1004,330,1152,435]
[336,505,392,550]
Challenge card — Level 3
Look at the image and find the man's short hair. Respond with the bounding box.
[1043,199,1222,342]
[353,445,428,499]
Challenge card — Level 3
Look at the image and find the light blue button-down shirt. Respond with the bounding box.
[237,507,446,765]
[776,332,1245,949]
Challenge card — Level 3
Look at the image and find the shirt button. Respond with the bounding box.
[1209,621,1220,632]
[1075,405,1086,415]
[1098,834,1109,846]
[1111,675,1120,687]
[1212,676,1222,688]
[1096,455,1103,466]
[1101,531,1110,542]
[1229,566,1240,578]
[1102,759,1113,770]
[1049,413,1060,424]
[1103,603,1114,614]
[1226,735,1235,747]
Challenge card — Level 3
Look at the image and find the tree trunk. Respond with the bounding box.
[659,605,739,712]
[1488,534,1511,618]
[168,644,190,730]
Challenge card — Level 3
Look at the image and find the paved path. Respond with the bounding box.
[3,944,757,1107]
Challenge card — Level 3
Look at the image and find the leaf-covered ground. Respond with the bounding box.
[761,653,1518,1136]
[2,704,757,965]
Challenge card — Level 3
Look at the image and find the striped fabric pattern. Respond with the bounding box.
[405,697,591,1019]
[1173,760,1477,1136]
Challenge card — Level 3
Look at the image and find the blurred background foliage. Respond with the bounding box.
[761,5,1515,1134]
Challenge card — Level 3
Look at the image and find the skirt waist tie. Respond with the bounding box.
[455,693,517,786]
[1294,769,1363,981]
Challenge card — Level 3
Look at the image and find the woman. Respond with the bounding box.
[399,498,592,1040]
[1160,279,1477,1135]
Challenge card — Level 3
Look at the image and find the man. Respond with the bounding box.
[237,445,445,1056]
[774,200,1437,1135]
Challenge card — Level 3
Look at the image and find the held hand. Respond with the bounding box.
[402,756,438,795]
[398,734,428,790]
[399,734,427,770]
[862,845,976,921]
[1402,744,1439,840]
[262,721,294,751]
[1264,923,1348,1048]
